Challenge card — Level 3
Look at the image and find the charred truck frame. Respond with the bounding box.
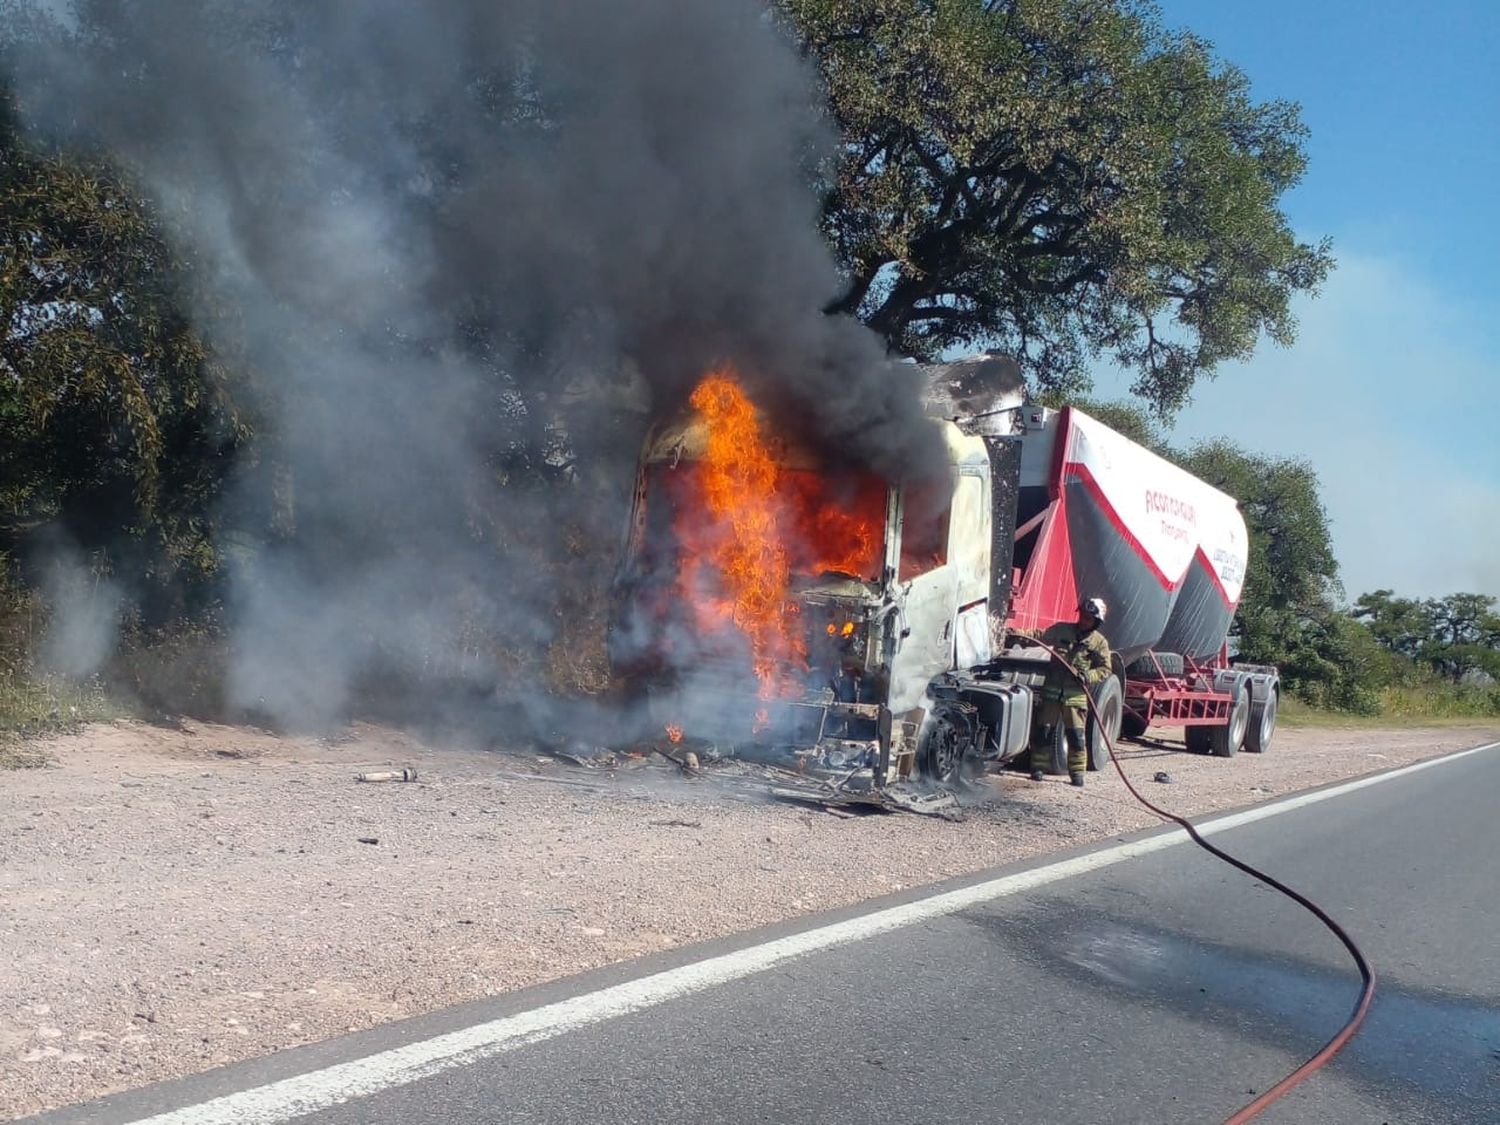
[607,357,1280,792]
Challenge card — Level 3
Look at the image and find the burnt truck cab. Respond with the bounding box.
[607,356,1278,791]
[607,359,1027,786]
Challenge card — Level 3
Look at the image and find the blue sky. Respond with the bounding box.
[1094,0,1499,600]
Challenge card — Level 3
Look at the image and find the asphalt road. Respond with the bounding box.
[29,740,1500,1125]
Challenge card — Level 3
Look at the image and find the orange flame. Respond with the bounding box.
[665,723,684,744]
[678,371,805,698]
[669,368,887,714]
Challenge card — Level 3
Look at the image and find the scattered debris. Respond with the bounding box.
[354,768,418,783]
[356,836,379,845]
[648,818,703,829]
[1153,771,1174,784]
[878,784,964,820]
[543,743,617,769]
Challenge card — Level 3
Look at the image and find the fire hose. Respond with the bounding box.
[1026,638,1376,1125]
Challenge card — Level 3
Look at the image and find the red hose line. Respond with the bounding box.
[1026,640,1377,1124]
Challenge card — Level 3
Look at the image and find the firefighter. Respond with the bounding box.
[1020,596,1112,787]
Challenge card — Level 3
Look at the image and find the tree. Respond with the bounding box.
[1356,591,1500,684]
[0,80,245,597]
[781,0,1332,412]
[1350,589,1430,663]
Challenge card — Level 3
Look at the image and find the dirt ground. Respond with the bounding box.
[3,718,1496,1119]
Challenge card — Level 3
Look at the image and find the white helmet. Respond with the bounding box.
[1079,596,1107,622]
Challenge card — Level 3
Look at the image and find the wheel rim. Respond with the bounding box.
[925,720,962,781]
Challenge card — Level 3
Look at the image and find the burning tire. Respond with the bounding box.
[1086,676,1124,771]
[1246,688,1278,753]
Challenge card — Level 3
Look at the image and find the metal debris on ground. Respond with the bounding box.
[528,736,972,821]
[1153,771,1174,784]
[542,743,617,769]
[355,768,418,783]
[877,783,964,820]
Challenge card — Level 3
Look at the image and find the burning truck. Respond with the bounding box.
[606,355,1279,797]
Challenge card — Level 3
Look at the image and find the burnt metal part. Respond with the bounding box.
[985,436,1023,622]
[917,700,979,783]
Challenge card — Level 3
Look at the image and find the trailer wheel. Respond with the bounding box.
[1211,680,1250,757]
[1245,688,1278,753]
[1125,651,1186,680]
[1185,725,1212,754]
[1086,676,1124,771]
[1120,708,1149,740]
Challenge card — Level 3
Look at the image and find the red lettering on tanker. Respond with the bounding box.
[1144,490,1197,525]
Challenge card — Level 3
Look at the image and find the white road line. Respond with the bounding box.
[124,739,1499,1125]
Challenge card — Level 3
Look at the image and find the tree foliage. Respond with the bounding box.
[782,0,1332,412]
[1354,590,1500,685]
[0,79,246,596]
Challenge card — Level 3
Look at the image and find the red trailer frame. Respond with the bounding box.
[1122,648,1234,731]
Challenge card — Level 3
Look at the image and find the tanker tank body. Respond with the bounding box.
[1005,405,1249,662]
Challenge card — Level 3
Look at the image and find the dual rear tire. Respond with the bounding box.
[1184,678,1257,757]
[1245,688,1278,753]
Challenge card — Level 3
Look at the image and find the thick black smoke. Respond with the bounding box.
[12,0,946,727]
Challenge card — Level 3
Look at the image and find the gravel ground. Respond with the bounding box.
[2,718,1496,1119]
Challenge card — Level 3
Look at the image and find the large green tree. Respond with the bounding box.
[0,82,244,595]
[782,0,1332,412]
[1355,590,1500,685]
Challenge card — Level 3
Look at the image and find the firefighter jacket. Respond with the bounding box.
[1036,622,1112,708]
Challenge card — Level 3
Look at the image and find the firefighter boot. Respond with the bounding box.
[1065,726,1087,787]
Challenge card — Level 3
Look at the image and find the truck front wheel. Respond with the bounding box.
[918,702,979,784]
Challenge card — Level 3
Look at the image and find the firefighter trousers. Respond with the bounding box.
[1033,699,1088,774]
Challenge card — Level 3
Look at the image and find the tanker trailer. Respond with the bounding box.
[991,402,1281,771]
[606,357,1279,792]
